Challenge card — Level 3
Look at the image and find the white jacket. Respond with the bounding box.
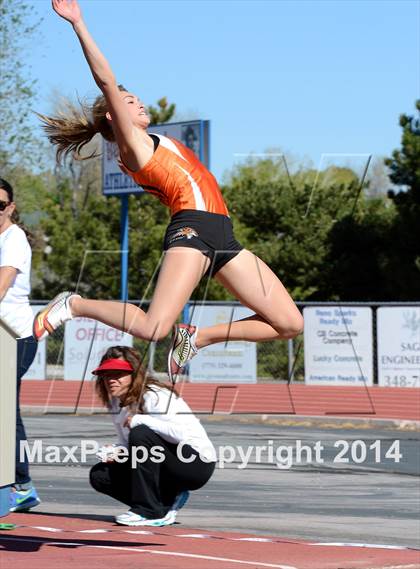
[110,385,216,462]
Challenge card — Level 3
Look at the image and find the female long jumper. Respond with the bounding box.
[35,0,304,380]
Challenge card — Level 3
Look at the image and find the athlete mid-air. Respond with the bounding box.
[35,0,303,381]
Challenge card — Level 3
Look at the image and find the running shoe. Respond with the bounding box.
[33,291,80,341]
[168,324,198,383]
[115,510,175,527]
[9,486,41,512]
[115,491,190,526]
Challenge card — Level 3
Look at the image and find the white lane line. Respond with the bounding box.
[31,526,62,532]
[78,529,109,534]
[17,527,418,552]
[232,538,274,542]
[312,542,411,550]
[363,566,420,569]
[178,533,212,538]
[0,536,298,569]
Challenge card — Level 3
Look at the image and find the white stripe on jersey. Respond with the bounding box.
[151,134,188,162]
[176,165,207,211]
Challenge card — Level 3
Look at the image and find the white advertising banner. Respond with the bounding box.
[189,305,256,383]
[23,306,46,380]
[64,318,133,380]
[304,306,373,385]
[377,307,420,387]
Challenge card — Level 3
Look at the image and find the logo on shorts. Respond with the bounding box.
[169,227,199,243]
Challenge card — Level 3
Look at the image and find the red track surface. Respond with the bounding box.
[21,381,420,420]
[1,512,419,569]
[13,384,420,567]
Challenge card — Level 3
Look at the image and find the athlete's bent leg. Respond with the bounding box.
[71,248,210,341]
[195,249,303,348]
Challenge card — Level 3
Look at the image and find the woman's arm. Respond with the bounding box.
[0,267,17,302]
[129,414,187,445]
[52,0,146,170]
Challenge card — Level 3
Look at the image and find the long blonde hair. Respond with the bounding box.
[36,85,127,163]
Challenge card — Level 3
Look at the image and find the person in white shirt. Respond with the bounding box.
[90,345,216,527]
[0,178,40,512]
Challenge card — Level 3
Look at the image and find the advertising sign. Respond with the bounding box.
[102,140,141,195]
[377,307,420,387]
[188,305,256,383]
[304,306,373,385]
[64,318,132,380]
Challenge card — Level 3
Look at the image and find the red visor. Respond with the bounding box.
[91,358,134,375]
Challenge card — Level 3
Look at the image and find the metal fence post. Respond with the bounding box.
[287,338,295,382]
[148,341,156,374]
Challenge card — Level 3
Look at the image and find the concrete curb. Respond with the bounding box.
[21,406,420,431]
[202,413,420,431]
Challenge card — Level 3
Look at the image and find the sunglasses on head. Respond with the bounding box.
[0,200,10,211]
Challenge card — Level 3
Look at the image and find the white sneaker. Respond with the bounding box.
[33,291,80,341]
[168,324,198,383]
[115,509,175,527]
[115,492,189,526]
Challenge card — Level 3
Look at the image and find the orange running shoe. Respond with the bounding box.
[33,291,80,341]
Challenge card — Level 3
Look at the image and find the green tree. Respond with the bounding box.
[383,100,420,299]
[221,156,367,300]
[318,197,395,300]
[33,181,122,299]
[148,97,176,125]
[33,182,172,302]
[0,0,43,170]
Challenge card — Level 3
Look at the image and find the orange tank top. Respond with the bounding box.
[121,134,229,217]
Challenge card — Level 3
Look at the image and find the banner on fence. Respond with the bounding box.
[377,307,420,387]
[64,318,133,380]
[303,306,373,385]
[188,305,257,383]
[23,306,46,380]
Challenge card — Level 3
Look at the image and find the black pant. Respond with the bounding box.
[90,424,216,519]
[16,336,38,485]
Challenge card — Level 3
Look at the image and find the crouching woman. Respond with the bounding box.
[90,345,216,526]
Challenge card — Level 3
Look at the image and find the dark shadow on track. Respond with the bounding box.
[13,510,115,523]
[0,534,163,553]
[9,509,184,526]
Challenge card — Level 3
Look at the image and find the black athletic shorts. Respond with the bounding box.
[163,209,243,278]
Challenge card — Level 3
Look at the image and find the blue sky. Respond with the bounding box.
[28,0,419,181]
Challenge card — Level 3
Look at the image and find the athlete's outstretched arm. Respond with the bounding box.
[51,0,144,169]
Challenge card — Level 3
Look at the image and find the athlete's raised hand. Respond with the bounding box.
[52,0,82,25]
[50,0,143,171]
